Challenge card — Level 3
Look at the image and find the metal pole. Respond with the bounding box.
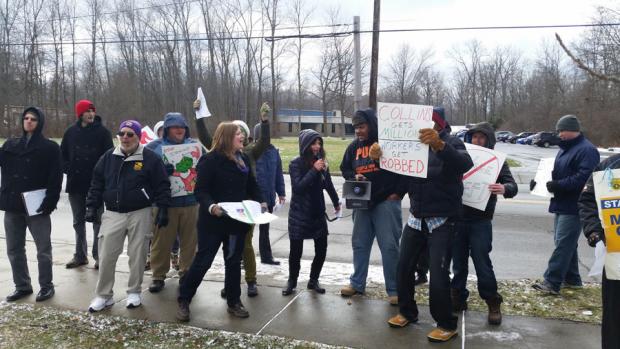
[368,0,380,110]
[353,16,362,112]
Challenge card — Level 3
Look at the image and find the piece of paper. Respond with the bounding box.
[589,241,606,277]
[377,102,434,178]
[591,169,620,280]
[140,126,156,145]
[219,200,278,225]
[21,189,46,216]
[531,158,555,198]
[462,143,507,211]
[195,87,211,119]
[162,144,202,197]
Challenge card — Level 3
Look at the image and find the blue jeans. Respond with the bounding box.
[543,214,582,291]
[350,199,402,296]
[451,219,498,301]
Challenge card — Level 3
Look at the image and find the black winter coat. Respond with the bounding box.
[60,115,114,194]
[463,122,518,220]
[579,154,620,240]
[195,150,262,235]
[0,107,62,214]
[401,127,473,218]
[288,130,340,240]
[86,145,170,213]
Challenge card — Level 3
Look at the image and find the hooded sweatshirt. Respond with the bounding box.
[462,122,518,219]
[340,108,401,206]
[0,107,63,213]
[146,112,202,207]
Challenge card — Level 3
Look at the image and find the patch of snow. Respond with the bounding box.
[466,331,522,342]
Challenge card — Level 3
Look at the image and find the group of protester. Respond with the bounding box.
[0,99,616,346]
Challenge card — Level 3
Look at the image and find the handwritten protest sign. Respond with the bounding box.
[162,144,202,197]
[140,126,156,145]
[593,169,620,280]
[461,143,506,211]
[531,158,555,198]
[377,102,434,178]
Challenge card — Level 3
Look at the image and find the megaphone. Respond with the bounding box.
[343,180,372,209]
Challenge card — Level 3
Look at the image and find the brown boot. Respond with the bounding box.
[450,288,467,313]
[486,294,503,325]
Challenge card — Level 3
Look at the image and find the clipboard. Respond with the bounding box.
[21,189,46,216]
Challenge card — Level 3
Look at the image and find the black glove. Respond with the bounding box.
[529,179,537,191]
[36,202,54,216]
[156,207,169,228]
[546,180,560,193]
[85,207,99,223]
[164,164,175,176]
[588,231,605,247]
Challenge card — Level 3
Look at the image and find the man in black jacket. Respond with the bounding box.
[579,154,620,349]
[451,122,518,325]
[385,107,473,343]
[86,120,171,312]
[0,107,62,302]
[61,99,113,269]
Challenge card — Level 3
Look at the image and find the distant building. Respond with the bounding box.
[275,108,354,137]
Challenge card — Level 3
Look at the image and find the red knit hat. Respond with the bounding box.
[75,99,95,118]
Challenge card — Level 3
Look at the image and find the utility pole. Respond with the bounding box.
[353,16,362,113]
[368,0,380,110]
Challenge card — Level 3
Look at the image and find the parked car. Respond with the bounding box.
[507,132,535,144]
[495,131,513,142]
[532,131,561,148]
[521,133,539,145]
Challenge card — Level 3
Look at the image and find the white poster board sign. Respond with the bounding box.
[377,102,434,178]
[462,143,507,211]
[592,169,620,280]
[21,189,46,216]
[162,143,202,197]
[139,126,156,145]
[531,158,555,198]
[195,87,211,119]
[219,200,278,225]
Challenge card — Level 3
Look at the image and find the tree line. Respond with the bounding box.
[1,1,618,145]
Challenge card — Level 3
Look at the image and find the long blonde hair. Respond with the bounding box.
[211,122,242,163]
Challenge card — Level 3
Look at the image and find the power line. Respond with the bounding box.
[3,22,619,47]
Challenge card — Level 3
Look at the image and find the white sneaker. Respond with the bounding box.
[88,296,114,313]
[126,293,142,309]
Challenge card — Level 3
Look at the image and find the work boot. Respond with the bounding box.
[282,279,297,296]
[450,288,467,313]
[148,280,165,293]
[340,285,362,297]
[66,257,88,269]
[177,300,190,322]
[486,294,503,325]
[247,282,258,297]
[227,302,250,318]
[427,327,458,342]
[307,279,325,294]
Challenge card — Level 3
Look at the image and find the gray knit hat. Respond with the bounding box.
[555,114,581,132]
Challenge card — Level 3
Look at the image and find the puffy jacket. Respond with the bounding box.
[255,145,285,208]
[0,107,62,214]
[549,134,600,215]
[401,118,474,218]
[60,115,114,194]
[288,130,340,240]
[579,154,620,240]
[146,112,203,207]
[194,150,262,235]
[463,122,518,219]
[86,145,171,213]
[340,108,401,207]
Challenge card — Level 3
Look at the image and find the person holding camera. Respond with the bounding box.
[281,129,340,296]
[86,120,171,312]
[339,108,403,305]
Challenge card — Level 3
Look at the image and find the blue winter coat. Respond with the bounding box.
[549,134,599,215]
[288,130,339,240]
[255,145,285,208]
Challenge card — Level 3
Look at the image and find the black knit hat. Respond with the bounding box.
[555,115,581,132]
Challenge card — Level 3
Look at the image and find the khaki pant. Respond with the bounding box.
[150,205,198,280]
[242,225,257,283]
[95,207,152,297]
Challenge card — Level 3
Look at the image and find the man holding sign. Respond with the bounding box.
[451,122,518,325]
[385,107,473,344]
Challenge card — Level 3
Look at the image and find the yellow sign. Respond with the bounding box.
[600,197,620,252]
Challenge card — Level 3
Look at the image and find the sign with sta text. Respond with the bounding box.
[593,169,620,280]
[377,102,434,178]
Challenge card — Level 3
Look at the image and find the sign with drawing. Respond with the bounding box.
[462,143,506,211]
[162,144,203,197]
[377,102,434,178]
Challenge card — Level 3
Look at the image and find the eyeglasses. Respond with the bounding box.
[24,116,38,121]
[117,131,136,138]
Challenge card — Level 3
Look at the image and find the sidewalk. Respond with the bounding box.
[0,237,600,349]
